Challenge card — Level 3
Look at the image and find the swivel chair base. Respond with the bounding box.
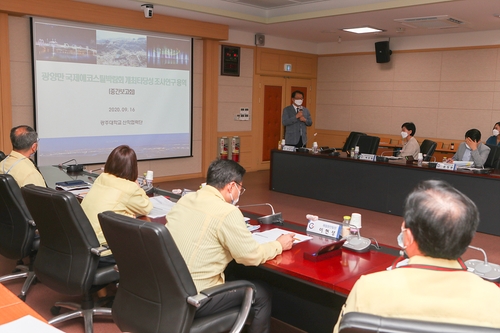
[0,264,37,301]
[49,300,112,333]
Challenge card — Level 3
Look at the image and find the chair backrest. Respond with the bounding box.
[342,132,366,152]
[21,185,100,296]
[485,144,500,169]
[0,151,6,162]
[0,174,36,260]
[419,139,437,161]
[339,312,500,333]
[98,211,198,333]
[356,135,380,155]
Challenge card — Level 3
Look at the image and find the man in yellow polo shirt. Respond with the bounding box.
[166,159,295,333]
[334,180,500,332]
[0,125,45,188]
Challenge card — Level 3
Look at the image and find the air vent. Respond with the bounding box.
[395,15,465,29]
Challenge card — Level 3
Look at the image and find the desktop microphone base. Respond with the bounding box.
[465,259,500,281]
[343,236,371,253]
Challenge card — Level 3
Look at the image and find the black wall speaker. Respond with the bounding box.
[375,41,392,63]
[255,33,265,46]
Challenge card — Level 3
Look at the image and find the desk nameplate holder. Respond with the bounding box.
[436,162,456,171]
[282,145,295,152]
[304,219,344,262]
[359,153,376,161]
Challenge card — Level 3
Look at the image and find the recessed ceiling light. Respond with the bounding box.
[341,27,384,34]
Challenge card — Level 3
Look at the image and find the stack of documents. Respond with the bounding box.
[147,196,176,218]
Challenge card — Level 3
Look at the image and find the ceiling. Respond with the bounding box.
[75,0,500,43]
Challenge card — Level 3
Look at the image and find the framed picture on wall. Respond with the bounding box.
[221,45,240,76]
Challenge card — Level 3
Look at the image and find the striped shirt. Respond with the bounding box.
[166,185,282,292]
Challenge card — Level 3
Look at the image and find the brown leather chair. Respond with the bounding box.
[98,210,255,333]
[21,185,119,333]
[0,174,38,301]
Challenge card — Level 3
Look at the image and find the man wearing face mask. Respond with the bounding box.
[397,122,419,159]
[282,90,313,148]
[0,125,46,188]
[485,122,500,146]
[165,159,294,333]
[333,180,500,332]
[446,128,490,168]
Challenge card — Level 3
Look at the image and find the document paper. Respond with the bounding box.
[147,196,176,218]
[252,228,311,244]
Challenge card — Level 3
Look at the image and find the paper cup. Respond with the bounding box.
[350,213,362,229]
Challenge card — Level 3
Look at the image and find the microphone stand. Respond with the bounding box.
[465,245,500,281]
[238,203,284,225]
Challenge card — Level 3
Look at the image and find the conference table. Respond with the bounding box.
[0,283,46,325]
[270,149,500,236]
[227,213,400,333]
[39,165,398,333]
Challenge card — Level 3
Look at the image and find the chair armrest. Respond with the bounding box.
[187,280,255,308]
[188,281,255,333]
[90,245,109,257]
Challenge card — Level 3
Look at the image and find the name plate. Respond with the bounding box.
[359,153,376,161]
[282,145,295,152]
[436,162,456,171]
[307,218,342,239]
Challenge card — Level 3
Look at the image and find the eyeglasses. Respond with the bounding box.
[235,182,246,195]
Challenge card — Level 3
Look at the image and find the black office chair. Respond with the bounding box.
[98,211,255,333]
[21,185,119,333]
[342,132,367,152]
[419,139,437,161]
[0,174,38,301]
[339,312,500,333]
[485,144,500,169]
[0,151,6,162]
[356,135,380,155]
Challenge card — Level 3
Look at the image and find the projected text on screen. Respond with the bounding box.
[32,18,193,166]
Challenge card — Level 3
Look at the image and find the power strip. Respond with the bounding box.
[343,235,371,253]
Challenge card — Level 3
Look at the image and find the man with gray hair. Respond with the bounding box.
[333,179,500,332]
[0,125,46,187]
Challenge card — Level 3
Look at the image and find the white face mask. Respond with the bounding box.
[294,99,303,106]
[401,131,408,139]
[229,184,241,206]
[493,129,499,136]
[397,230,406,249]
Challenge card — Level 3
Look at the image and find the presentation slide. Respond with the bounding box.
[31,18,193,166]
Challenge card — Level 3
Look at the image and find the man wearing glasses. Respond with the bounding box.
[166,159,294,333]
[0,125,46,188]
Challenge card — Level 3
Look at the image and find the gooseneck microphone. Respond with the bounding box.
[465,245,500,281]
[468,245,491,274]
[58,158,84,172]
[59,158,77,167]
[238,203,284,225]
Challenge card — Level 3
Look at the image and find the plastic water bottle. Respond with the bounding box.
[342,216,351,238]
[353,146,359,159]
[312,142,318,154]
[417,153,423,166]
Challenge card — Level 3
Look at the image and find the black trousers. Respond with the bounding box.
[294,137,304,148]
[194,280,272,333]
